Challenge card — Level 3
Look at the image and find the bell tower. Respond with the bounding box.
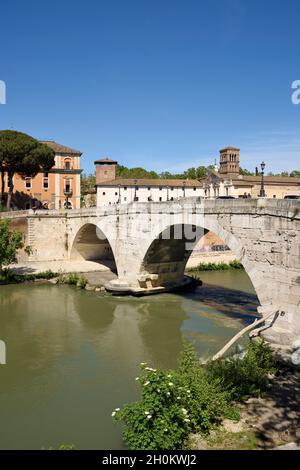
[219,147,240,175]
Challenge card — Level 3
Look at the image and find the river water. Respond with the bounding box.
[0,271,258,449]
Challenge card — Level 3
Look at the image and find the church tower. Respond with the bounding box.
[219,147,240,175]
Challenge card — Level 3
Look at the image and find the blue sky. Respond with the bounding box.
[1,0,300,174]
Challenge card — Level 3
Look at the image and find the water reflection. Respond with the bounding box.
[0,271,259,449]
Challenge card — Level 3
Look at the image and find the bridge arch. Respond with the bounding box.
[70,223,118,273]
[138,220,262,305]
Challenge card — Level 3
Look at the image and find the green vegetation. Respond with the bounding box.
[0,219,23,272]
[188,260,244,273]
[58,272,87,289]
[113,341,277,450]
[0,268,58,284]
[0,130,55,209]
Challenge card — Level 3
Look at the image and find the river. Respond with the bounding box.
[0,270,258,449]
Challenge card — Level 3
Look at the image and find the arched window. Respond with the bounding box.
[64,158,72,170]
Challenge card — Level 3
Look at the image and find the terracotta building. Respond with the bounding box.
[4,141,82,210]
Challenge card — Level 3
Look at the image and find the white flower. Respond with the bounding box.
[147,415,152,419]
[167,392,170,396]
[135,377,139,381]
[184,418,191,423]
[144,381,150,386]
[187,390,191,393]
[167,374,172,378]
[111,411,116,417]
[181,408,188,414]
[177,397,181,400]
[168,382,174,386]
[115,408,120,411]
[140,362,147,366]
[164,428,168,432]
[157,389,161,393]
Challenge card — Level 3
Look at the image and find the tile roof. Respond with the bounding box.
[96,178,202,187]
[94,158,118,164]
[40,141,82,155]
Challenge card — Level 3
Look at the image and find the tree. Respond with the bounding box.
[290,170,300,178]
[0,130,55,209]
[240,167,254,176]
[0,219,23,272]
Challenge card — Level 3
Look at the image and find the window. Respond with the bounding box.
[104,170,108,175]
[170,187,174,191]
[64,159,71,170]
[65,178,71,193]
[170,197,174,201]
[159,197,162,201]
[159,187,162,191]
[148,187,151,190]
[115,192,118,196]
[124,197,127,202]
[102,192,106,195]
[44,172,49,177]
[124,187,127,191]
[43,178,49,189]
[193,187,196,191]
[25,202,31,210]
[25,178,31,189]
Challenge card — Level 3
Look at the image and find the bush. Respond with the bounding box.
[114,341,277,450]
[113,344,235,450]
[205,341,277,401]
[77,275,87,289]
[0,219,23,271]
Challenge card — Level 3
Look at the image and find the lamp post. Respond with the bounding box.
[259,161,266,198]
[183,181,186,198]
[167,186,169,201]
[118,184,121,204]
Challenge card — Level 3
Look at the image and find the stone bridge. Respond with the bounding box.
[4,197,300,346]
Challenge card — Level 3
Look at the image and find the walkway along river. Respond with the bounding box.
[0,270,258,449]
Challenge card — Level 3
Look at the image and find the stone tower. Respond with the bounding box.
[219,147,240,175]
[94,158,117,184]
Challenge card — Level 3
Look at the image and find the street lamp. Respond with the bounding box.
[183,181,186,198]
[259,161,266,198]
[118,184,121,204]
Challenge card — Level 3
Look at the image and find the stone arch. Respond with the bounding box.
[138,219,262,305]
[70,223,117,273]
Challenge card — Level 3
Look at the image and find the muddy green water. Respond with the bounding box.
[0,270,258,449]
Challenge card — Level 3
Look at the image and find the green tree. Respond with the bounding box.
[81,173,96,193]
[0,130,55,209]
[239,167,254,176]
[290,170,300,178]
[0,219,23,272]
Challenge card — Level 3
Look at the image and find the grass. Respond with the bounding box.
[203,429,258,450]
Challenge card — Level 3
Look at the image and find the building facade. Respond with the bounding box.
[203,147,300,199]
[95,158,203,206]
[4,141,82,210]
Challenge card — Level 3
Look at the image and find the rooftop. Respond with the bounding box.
[40,141,82,155]
[94,158,118,164]
[96,178,202,187]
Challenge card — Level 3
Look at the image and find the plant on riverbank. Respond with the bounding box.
[113,344,236,450]
[0,219,23,272]
[57,272,87,289]
[113,341,277,450]
[188,260,244,272]
[205,340,277,401]
[0,268,58,284]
